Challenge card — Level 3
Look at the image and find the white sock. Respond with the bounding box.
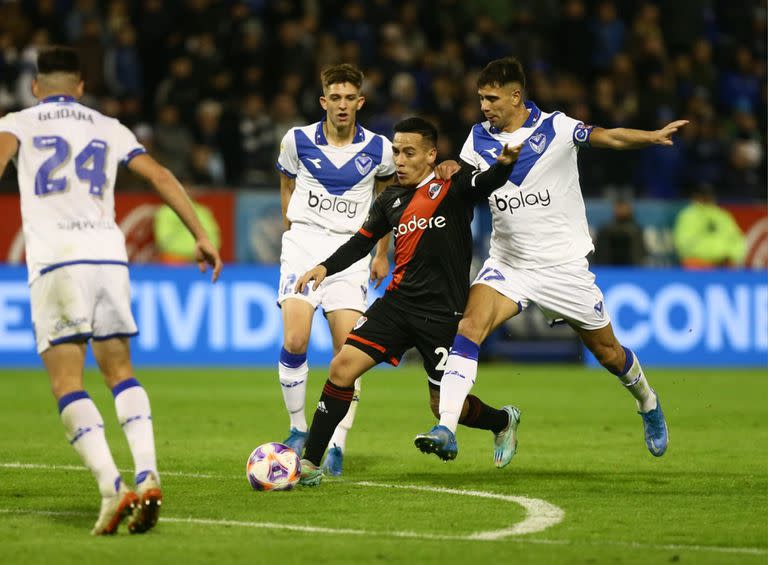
[113,378,158,484]
[439,336,480,433]
[279,347,309,432]
[58,391,121,497]
[328,378,361,452]
[616,348,656,413]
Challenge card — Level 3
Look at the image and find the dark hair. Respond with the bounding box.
[37,47,81,75]
[321,63,363,91]
[393,117,438,148]
[477,57,526,90]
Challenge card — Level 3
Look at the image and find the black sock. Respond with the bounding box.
[303,380,355,466]
[459,394,509,435]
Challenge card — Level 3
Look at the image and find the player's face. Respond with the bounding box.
[320,82,365,130]
[392,132,436,187]
[478,82,523,131]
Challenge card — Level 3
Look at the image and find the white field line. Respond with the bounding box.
[1,462,766,556]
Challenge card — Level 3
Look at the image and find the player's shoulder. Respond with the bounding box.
[359,124,391,145]
[466,121,496,143]
[376,183,406,203]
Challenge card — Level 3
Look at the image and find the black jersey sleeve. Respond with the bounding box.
[321,193,392,277]
[451,160,514,201]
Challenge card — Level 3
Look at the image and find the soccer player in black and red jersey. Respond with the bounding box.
[293,117,522,486]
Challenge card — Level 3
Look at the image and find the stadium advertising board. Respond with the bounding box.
[0,193,236,264]
[0,265,764,368]
[586,268,767,367]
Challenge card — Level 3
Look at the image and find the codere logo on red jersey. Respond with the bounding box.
[307,190,359,219]
[393,214,447,236]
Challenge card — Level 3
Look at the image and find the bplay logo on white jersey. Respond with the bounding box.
[307,190,359,218]
[393,214,447,237]
[493,189,552,214]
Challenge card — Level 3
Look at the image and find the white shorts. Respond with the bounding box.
[472,256,610,330]
[278,226,370,313]
[30,263,138,354]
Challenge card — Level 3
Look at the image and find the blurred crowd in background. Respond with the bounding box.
[0,0,765,200]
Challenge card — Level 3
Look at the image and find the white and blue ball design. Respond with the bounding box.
[246,442,301,491]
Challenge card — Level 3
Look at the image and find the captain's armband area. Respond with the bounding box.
[573,123,594,147]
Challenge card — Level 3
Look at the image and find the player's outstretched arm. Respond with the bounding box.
[0,133,19,179]
[128,153,222,282]
[590,120,689,150]
[295,265,328,294]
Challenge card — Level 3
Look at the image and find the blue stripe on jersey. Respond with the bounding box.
[275,162,297,178]
[294,129,383,196]
[40,260,129,276]
[471,112,560,186]
[122,147,146,165]
[509,112,559,186]
[314,120,365,145]
[41,95,76,104]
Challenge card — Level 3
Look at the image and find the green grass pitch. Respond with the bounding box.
[1,364,766,564]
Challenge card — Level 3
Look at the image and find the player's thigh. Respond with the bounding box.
[30,267,93,355]
[328,344,378,387]
[91,265,138,344]
[461,283,521,344]
[281,298,315,352]
[530,258,611,331]
[344,298,411,369]
[326,308,365,354]
[414,316,461,388]
[322,264,369,305]
[91,337,134,388]
[40,342,88,399]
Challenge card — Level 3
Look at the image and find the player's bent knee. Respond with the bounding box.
[282,334,309,355]
[328,357,358,388]
[456,316,489,345]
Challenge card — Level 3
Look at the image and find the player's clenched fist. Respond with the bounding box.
[295,265,328,294]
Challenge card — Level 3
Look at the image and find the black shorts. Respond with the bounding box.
[346,295,461,386]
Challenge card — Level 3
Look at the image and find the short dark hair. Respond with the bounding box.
[393,117,438,148]
[477,57,526,90]
[321,64,363,91]
[37,47,81,75]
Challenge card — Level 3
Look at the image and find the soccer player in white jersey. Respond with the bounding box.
[275,64,395,475]
[0,48,222,535]
[415,57,687,465]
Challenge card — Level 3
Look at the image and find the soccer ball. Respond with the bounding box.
[246,442,301,491]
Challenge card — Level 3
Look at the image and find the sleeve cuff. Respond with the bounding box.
[276,162,297,178]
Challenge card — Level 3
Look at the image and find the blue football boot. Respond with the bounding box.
[494,405,521,468]
[322,445,344,476]
[639,392,668,457]
[283,427,308,456]
[414,425,458,461]
[299,459,324,487]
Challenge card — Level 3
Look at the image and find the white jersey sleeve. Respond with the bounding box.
[459,130,483,169]
[114,122,146,164]
[0,111,22,139]
[375,136,395,178]
[555,113,594,150]
[276,128,299,178]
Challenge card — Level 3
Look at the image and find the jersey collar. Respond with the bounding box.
[488,100,541,134]
[40,95,77,104]
[416,172,436,188]
[315,119,365,145]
